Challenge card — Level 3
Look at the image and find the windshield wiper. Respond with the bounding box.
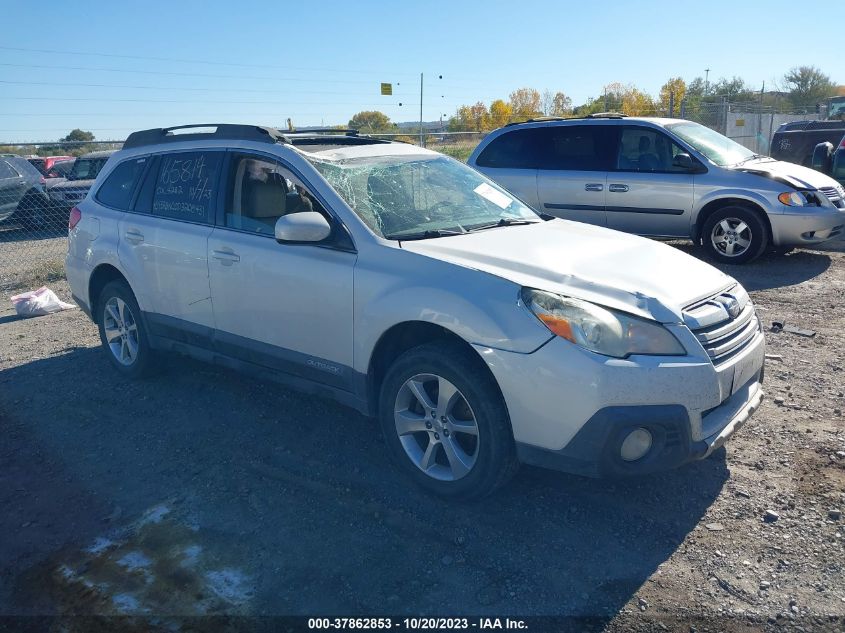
[386,228,465,241]
[466,218,541,232]
[736,153,767,165]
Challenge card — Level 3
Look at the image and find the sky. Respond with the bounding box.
[1,0,843,143]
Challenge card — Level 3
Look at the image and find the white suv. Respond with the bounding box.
[66,124,766,498]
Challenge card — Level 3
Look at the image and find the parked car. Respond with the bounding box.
[67,124,765,498]
[27,155,74,177]
[771,120,845,167]
[0,155,50,226]
[46,150,114,225]
[468,115,845,264]
[45,158,75,180]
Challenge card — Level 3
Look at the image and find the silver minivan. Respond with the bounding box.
[468,115,845,264]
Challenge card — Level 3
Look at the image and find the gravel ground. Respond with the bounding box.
[0,240,844,632]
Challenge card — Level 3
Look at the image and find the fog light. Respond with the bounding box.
[620,428,653,462]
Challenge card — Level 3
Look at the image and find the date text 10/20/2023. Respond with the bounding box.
[307,618,528,630]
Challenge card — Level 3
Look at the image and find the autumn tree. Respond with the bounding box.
[783,66,836,108]
[348,111,393,132]
[508,88,542,121]
[541,90,572,116]
[659,77,686,116]
[489,99,513,128]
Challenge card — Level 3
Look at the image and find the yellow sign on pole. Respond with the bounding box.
[380,83,393,96]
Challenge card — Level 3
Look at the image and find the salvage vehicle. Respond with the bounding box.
[469,115,845,264]
[66,124,766,497]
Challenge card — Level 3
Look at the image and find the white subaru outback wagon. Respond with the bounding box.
[66,124,765,498]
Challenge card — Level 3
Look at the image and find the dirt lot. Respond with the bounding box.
[1,241,844,632]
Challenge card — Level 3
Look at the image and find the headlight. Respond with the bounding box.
[522,288,686,358]
[778,191,806,206]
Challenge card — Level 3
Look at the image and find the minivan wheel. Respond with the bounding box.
[701,206,768,264]
[96,280,155,378]
[378,342,518,499]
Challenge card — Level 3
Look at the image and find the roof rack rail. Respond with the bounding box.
[504,116,569,127]
[123,124,290,150]
[290,128,360,136]
[585,112,626,119]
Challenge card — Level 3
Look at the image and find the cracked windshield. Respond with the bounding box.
[309,154,538,239]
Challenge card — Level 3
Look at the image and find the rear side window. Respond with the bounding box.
[475,129,544,169]
[535,125,615,171]
[72,158,107,180]
[96,158,146,209]
[151,151,222,223]
[0,159,18,179]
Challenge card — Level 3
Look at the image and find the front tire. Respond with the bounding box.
[701,206,768,264]
[96,280,156,378]
[378,341,518,499]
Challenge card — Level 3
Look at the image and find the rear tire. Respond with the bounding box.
[96,280,156,378]
[701,206,768,265]
[378,341,519,499]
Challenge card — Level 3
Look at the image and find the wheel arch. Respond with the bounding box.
[88,263,130,324]
[365,321,507,419]
[693,197,772,245]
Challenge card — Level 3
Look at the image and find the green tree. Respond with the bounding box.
[348,111,393,133]
[783,66,836,108]
[61,129,95,143]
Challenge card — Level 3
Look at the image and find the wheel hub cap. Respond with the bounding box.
[393,373,480,481]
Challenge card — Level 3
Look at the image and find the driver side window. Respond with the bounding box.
[225,154,328,235]
[616,128,689,173]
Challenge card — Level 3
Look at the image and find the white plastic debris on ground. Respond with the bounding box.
[10,286,75,317]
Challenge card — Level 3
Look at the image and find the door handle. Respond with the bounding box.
[124,229,144,244]
[584,183,604,192]
[608,184,629,193]
[212,249,240,265]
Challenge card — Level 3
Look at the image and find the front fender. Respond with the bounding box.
[352,248,552,374]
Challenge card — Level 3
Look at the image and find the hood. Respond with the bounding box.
[47,178,95,191]
[401,220,735,323]
[733,158,841,190]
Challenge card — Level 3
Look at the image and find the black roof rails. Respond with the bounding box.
[585,112,626,119]
[123,124,290,150]
[504,116,569,127]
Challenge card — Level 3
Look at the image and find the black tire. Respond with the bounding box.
[701,205,768,265]
[96,280,156,378]
[378,341,519,499]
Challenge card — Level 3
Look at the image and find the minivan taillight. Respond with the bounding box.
[68,206,82,230]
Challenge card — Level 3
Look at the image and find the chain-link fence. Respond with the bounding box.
[0,141,122,292]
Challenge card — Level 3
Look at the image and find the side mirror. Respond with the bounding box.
[274,212,331,243]
[672,153,695,170]
[811,141,834,174]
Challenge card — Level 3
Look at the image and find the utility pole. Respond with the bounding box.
[419,73,424,146]
[705,68,710,95]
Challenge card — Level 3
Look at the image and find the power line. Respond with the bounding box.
[0,45,421,77]
[3,96,409,106]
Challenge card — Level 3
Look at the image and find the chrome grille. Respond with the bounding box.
[819,185,845,209]
[683,287,760,363]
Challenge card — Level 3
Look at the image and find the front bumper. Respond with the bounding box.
[474,327,765,478]
[769,209,845,245]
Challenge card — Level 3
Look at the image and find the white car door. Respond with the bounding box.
[207,152,356,389]
[118,150,223,336]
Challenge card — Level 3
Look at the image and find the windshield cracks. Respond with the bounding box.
[308,154,539,241]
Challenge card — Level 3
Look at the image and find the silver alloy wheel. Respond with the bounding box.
[710,217,752,258]
[393,373,480,481]
[102,297,139,366]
